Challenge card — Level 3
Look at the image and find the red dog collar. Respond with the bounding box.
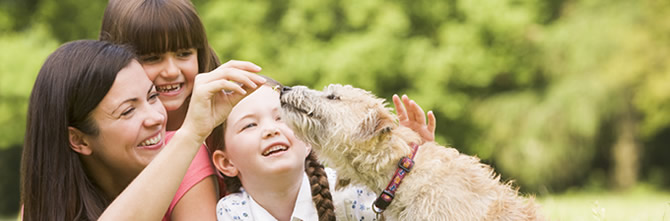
[372,142,420,214]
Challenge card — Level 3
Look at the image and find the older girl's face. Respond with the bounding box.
[86,60,168,178]
[139,48,199,112]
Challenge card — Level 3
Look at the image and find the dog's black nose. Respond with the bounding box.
[280,86,292,96]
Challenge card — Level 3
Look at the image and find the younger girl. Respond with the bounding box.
[210,78,435,221]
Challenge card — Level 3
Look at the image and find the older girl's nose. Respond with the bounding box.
[159,56,180,80]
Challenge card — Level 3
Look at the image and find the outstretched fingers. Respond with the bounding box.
[395,94,436,142]
[393,94,408,122]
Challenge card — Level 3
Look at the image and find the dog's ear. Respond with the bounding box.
[360,108,396,139]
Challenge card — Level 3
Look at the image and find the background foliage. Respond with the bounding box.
[1,0,669,217]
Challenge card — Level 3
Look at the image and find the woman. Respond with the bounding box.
[20,40,265,220]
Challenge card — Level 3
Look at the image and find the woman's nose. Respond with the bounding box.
[144,107,166,128]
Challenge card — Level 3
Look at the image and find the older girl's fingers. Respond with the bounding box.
[221,60,262,73]
[393,94,408,122]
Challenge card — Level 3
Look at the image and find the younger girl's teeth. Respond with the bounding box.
[139,134,162,146]
[262,145,288,156]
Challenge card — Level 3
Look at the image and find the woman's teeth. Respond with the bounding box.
[157,83,181,92]
[262,145,288,156]
[139,134,162,146]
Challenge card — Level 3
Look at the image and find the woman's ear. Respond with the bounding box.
[68,126,92,155]
[212,150,238,177]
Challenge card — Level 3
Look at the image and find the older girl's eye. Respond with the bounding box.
[177,49,194,58]
[140,55,161,63]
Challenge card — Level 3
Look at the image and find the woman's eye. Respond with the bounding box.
[276,116,282,121]
[121,107,135,116]
[148,92,160,101]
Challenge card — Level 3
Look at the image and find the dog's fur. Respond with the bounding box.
[280,84,543,220]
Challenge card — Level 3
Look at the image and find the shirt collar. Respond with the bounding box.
[248,173,319,221]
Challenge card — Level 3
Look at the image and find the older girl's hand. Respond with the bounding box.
[393,94,436,143]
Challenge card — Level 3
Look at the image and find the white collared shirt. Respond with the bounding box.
[217,169,378,221]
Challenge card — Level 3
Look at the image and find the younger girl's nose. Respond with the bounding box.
[263,127,281,139]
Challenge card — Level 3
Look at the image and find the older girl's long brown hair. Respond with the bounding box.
[99,0,221,75]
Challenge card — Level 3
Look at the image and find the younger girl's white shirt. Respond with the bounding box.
[216,168,378,221]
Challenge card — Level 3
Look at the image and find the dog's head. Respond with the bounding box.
[279,84,397,152]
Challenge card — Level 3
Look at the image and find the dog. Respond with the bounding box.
[279,84,543,221]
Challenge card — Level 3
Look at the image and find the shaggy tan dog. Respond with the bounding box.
[280,84,543,221]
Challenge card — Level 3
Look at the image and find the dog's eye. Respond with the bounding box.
[326,94,340,100]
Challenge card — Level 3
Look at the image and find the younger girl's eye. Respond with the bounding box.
[241,123,257,131]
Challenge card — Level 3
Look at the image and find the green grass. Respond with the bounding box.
[3,185,668,220]
[538,185,670,221]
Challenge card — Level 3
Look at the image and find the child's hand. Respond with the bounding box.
[182,63,266,139]
[393,94,436,143]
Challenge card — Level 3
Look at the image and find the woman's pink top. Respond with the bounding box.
[162,131,215,221]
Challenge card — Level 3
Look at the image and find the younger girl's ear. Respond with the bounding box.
[212,150,238,177]
[68,126,92,155]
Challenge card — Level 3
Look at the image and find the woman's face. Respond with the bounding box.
[139,48,199,112]
[86,60,168,178]
[222,86,309,180]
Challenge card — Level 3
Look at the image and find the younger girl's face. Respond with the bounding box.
[139,48,198,112]
[221,86,309,179]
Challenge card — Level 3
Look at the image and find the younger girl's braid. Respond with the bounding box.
[305,151,336,221]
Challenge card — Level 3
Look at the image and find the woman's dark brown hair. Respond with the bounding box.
[210,76,336,221]
[20,40,135,220]
[99,0,220,74]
